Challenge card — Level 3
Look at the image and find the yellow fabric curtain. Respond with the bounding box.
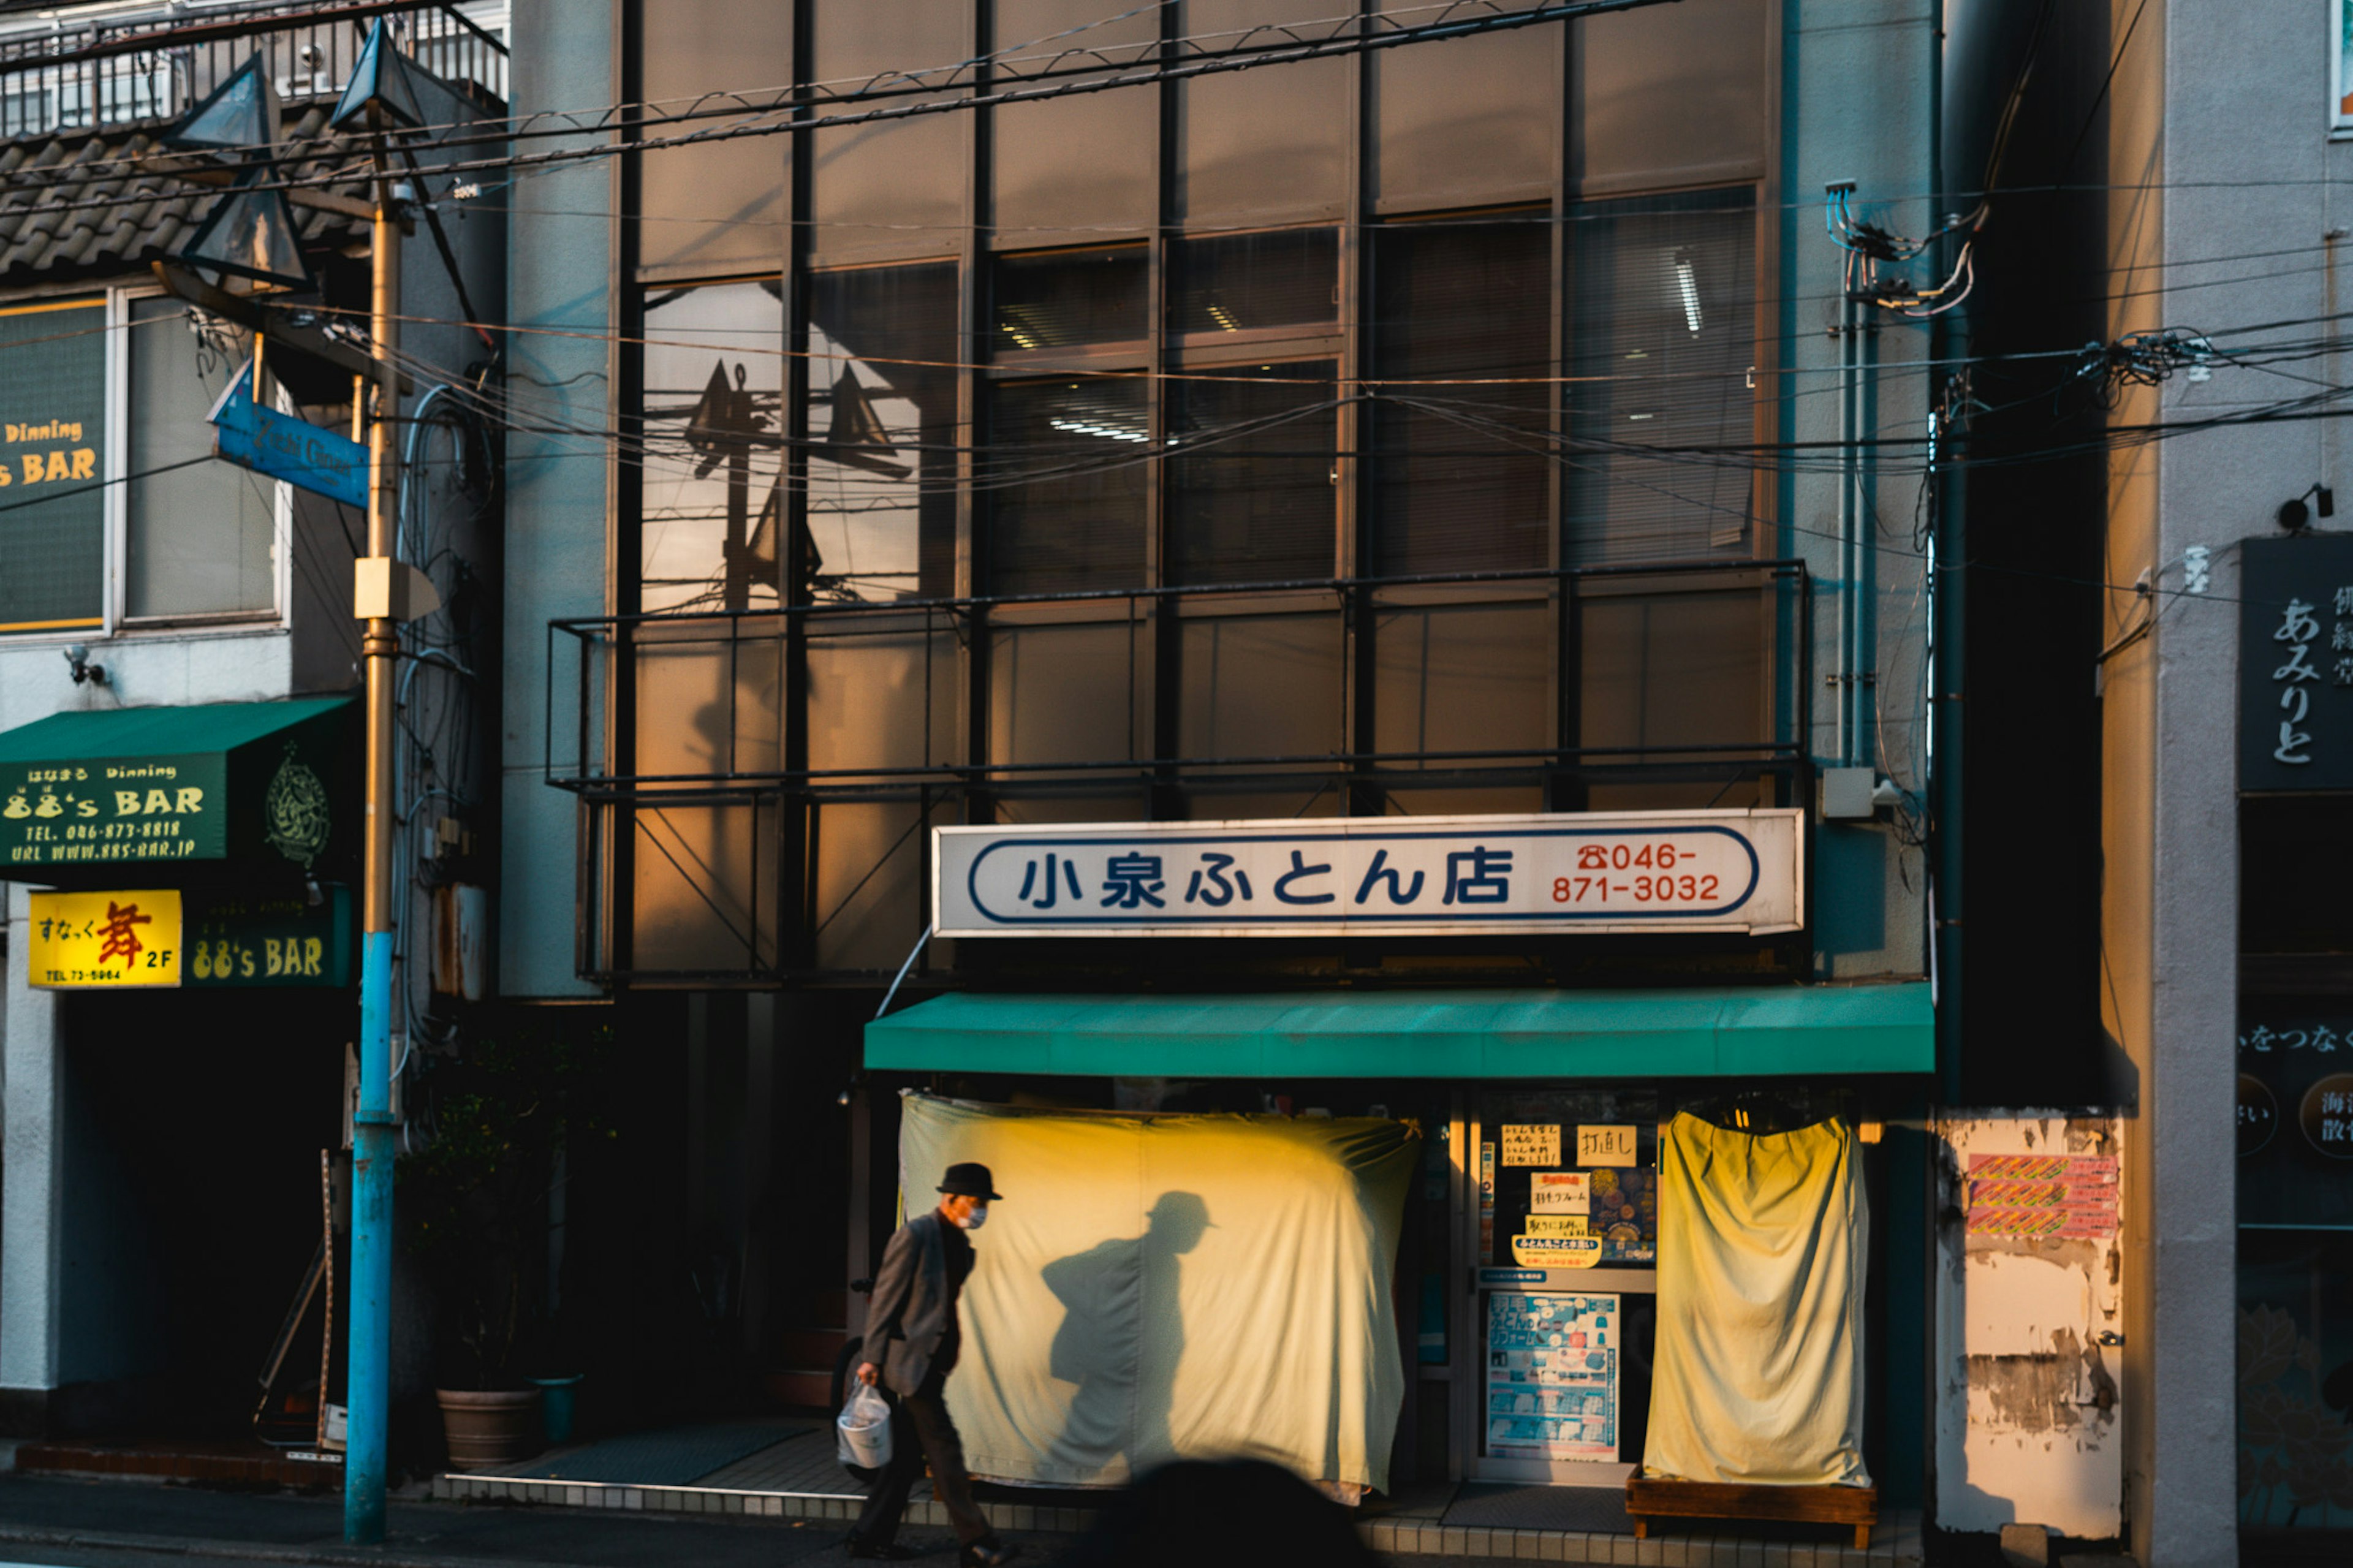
[896,1094,1417,1492]
[1642,1112,1871,1487]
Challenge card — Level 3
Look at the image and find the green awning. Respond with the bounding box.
[0,697,350,882]
[865,983,1935,1079]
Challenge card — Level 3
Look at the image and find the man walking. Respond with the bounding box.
[847,1162,1018,1566]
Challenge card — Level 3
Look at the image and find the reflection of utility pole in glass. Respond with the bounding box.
[817,366,911,478]
[686,359,768,612]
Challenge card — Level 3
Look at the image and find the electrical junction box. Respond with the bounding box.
[1820,767,1877,821]
[352,556,441,622]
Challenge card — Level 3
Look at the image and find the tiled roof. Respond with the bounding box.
[0,104,369,287]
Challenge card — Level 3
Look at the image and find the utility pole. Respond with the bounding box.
[344,110,401,1545]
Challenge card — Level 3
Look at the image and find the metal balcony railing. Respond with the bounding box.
[0,2,505,141]
[544,559,1812,985]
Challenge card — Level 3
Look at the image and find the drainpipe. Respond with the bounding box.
[1835,284,1855,765]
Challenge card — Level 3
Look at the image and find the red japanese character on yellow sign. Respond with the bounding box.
[96,900,151,969]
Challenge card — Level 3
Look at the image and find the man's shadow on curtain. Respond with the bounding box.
[1042,1192,1212,1478]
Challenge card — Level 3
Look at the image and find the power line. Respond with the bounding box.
[0,0,1681,221]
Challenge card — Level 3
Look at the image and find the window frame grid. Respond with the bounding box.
[111,282,292,635]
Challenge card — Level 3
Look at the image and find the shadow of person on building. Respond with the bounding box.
[1043,1192,1213,1479]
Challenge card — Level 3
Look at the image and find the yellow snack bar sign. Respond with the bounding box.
[28,889,180,988]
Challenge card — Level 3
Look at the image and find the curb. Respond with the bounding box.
[0,1521,597,1568]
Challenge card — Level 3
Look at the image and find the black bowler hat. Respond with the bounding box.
[939,1162,1002,1201]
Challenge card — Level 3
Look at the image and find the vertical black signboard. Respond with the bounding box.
[2241,535,2353,790]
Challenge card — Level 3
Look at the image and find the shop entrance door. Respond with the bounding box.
[1457,1090,1661,1487]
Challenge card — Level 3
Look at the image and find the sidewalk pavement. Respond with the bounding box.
[0,1469,1610,1568]
[0,1473,1057,1568]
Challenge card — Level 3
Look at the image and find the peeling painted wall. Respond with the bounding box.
[1933,1113,2125,1540]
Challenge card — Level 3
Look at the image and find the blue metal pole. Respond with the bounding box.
[346,931,395,1542]
[345,150,403,1547]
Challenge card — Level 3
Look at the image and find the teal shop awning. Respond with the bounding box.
[0,697,351,884]
[865,984,1935,1080]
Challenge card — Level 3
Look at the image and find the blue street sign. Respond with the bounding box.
[208,364,367,509]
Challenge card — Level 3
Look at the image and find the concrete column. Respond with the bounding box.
[0,883,60,1428]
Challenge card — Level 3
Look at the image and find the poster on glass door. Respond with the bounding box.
[1485,1292,1619,1460]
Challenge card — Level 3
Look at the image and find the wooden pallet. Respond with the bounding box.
[1624,1478,1877,1548]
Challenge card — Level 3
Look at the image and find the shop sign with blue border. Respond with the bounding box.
[932,809,1803,938]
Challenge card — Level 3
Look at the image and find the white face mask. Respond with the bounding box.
[954,1203,988,1231]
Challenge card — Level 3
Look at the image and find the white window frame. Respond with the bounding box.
[108,282,292,637]
[2333,0,2353,137]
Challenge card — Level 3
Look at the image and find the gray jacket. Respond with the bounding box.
[865,1211,960,1396]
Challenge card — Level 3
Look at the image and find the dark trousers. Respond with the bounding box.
[851,1373,992,1550]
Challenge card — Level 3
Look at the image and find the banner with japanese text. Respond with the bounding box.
[933,810,1803,937]
[2241,536,2353,790]
[2238,1008,2353,1228]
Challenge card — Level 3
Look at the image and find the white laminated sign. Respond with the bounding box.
[933,809,1803,938]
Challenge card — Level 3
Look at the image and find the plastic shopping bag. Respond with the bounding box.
[837,1378,893,1478]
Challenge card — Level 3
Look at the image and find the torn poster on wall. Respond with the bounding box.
[1963,1154,2120,1239]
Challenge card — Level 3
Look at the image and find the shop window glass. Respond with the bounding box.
[631,619,782,974]
[1577,577,1769,808]
[1176,0,1347,221]
[126,297,276,619]
[992,0,1158,240]
[637,1,789,275]
[1168,229,1338,335]
[1563,187,1757,564]
[806,616,956,775]
[633,619,782,781]
[1370,219,1552,575]
[2242,797,2353,953]
[988,618,1145,767]
[1370,7,1555,208]
[811,798,929,971]
[1177,611,1343,767]
[638,280,783,615]
[1167,362,1337,586]
[993,246,1148,354]
[632,798,779,974]
[2237,1233,2353,1534]
[1569,0,1767,188]
[811,0,967,257]
[806,262,960,602]
[1479,1090,1661,1267]
[0,296,106,634]
[985,378,1149,595]
[2235,993,2353,1536]
[1372,598,1550,767]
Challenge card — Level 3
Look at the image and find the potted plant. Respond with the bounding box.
[403,1022,610,1469]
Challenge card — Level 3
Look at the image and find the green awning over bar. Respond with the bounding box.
[0,697,350,882]
[865,983,1936,1079]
